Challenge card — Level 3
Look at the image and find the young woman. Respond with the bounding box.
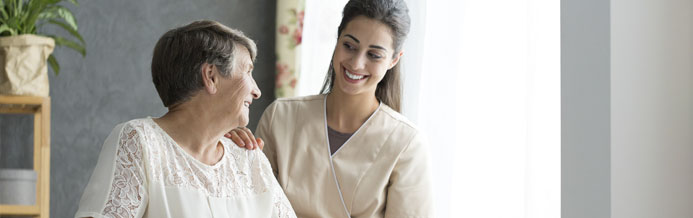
[230,0,433,217]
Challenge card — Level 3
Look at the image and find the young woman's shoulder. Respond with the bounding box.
[373,104,430,164]
[378,104,421,134]
[273,94,324,106]
[263,94,325,116]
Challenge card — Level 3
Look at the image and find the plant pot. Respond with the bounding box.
[0,34,55,97]
[0,168,37,205]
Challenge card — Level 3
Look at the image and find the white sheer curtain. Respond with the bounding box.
[296,0,348,96]
[407,0,561,217]
[299,0,560,217]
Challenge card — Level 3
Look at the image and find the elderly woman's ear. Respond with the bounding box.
[201,63,219,94]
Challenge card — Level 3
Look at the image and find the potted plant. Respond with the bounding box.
[0,0,85,96]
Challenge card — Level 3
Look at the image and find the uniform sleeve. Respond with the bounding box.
[255,102,296,217]
[384,132,434,218]
[256,101,279,179]
[75,123,148,218]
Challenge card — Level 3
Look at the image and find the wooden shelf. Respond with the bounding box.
[0,95,46,105]
[0,95,44,114]
[0,205,40,215]
[0,95,51,218]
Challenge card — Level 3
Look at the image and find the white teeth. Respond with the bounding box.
[345,70,365,80]
[244,102,250,107]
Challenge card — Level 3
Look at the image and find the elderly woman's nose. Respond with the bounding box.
[251,79,261,99]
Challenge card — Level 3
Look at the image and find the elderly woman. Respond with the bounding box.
[74,20,296,218]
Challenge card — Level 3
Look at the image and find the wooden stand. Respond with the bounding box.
[0,95,50,218]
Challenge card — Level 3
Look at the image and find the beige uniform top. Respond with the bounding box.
[256,94,433,218]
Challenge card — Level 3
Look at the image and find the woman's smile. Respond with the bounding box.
[343,65,369,83]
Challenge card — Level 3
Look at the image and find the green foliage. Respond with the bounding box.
[0,0,85,75]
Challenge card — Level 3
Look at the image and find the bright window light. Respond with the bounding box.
[450,0,561,217]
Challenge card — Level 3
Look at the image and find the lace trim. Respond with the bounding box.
[101,123,147,218]
[99,119,295,217]
[265,156,296,217]
[144,119,271,198]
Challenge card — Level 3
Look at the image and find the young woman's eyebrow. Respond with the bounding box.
[345,34,387,51]
[345,34,360,43]
[369,45,387,51]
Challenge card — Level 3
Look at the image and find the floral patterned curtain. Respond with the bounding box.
[275,0,305,98]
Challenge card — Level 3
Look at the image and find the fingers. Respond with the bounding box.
[227,127,260,150]
[235,127,257,150]
[240,127,258,149]
[235,130,253,149]
[257,138,264,150]
[229,130,246,148]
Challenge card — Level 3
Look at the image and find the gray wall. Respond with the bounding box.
[0,1,276,217]
[611,0,693,217]
[561,0,611,217]
[563,0,693,217]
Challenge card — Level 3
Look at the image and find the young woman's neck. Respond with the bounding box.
[153,97,229,165]
[326,89,380,133]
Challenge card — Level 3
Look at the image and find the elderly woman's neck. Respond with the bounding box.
[153,102,230,163]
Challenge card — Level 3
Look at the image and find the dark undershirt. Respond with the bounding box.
[328,126,353,155]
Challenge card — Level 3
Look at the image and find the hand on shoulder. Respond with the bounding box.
[225,127,264,150]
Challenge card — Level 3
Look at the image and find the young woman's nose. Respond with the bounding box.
[347,53,367,71]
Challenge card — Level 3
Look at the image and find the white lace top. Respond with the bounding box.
[75,118,296,218]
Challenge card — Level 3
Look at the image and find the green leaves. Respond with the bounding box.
[48,19,81,43]
[0,24,16,35]
[45,34,84,75]
[0,0,86,75]
[47,54,59,75]
[49,35,84,56]
[0,1,8,21]
[38,5,77,30]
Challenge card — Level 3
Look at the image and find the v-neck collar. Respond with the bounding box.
[322,94,382,157]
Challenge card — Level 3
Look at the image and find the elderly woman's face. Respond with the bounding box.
[217,46,261,127]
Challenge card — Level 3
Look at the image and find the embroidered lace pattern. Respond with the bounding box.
[101,122,147,218]
[99,119,295,218]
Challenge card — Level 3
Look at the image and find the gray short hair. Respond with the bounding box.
[151,20,257,107]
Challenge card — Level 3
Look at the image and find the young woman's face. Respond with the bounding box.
[332,15,401,96]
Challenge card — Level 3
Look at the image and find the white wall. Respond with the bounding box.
[611,0,693,217]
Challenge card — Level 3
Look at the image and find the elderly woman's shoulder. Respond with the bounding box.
[96,118,158,160]
[116,117,155,131]
[220,137,267,161]
[105,117,159,141]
